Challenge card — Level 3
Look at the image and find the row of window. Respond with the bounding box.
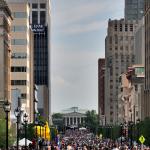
[11,39,27,45]
[32,11,46,25]
[11,67,27,72]
[11,26,27,32]
[114,24,133,32]
[109,36,134,44]
[31,3,46,9]
[11,53,27,59]
[11,80,26,85]
[13,12,27,18]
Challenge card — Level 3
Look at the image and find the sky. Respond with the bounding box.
[51,0,124,113]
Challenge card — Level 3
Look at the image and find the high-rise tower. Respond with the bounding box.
[6,0,51,123]
[105,19,138,124]
[29,0,51,122]
[7,0,34,122]
[125,0,144,20]
[144,0,150,118]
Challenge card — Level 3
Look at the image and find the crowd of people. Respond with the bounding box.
[59,129,149,150]
[7,128,150,150]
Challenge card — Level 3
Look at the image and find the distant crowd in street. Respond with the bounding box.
[4,128,150,150]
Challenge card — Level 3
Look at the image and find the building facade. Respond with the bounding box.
[144,0,150,118]
[0,0,12,116]
[134,18,145,64]
[118,65,144,123]
[105,19,138,124]
[29,0,51,123]
[98,58,105,125]
[7,0,51,123]
[125,0,144,20]
[62,107,86,127]
[7,0,34,122]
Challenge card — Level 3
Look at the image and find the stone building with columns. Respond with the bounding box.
[62,107,86,127]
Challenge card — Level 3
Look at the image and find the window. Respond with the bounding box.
[40,11,46,24]
[32,3,38,9]
[114,24,117,31]
[11,67,27,72]
[11,80,27,85]
[21,93,27,99]
[125,24,128,31]
[11,26,27,32]
[109,36,112,44]
[32,11,38,24]
[11,53,27,59]
[130,24,133,31]
[114,35,118,44]
[13,12,27,18]
[11,39,27,45]
[120,46,123,50]
[120,24,122,31]
[40,3,46,9]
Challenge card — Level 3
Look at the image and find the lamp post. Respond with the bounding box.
[3,100,11,150]
[14,107,21,150]
[128,121,134,148]
[23,113,28,149]
[136,118,140,143]
[120,123,123,145]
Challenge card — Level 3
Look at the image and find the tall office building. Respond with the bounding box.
[125,0,144,20]
[105,19,138,124]
[29,0,51,122]
[7,0,34,122]
[98,58,105,125]
[144,0,150,118]
[134,18,145,65]
[7,0,51,123]
[0,0,12,116]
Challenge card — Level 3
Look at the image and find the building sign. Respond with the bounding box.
[135,67,144,77]
[30,24,45,32]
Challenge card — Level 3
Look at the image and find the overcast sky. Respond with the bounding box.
[51,0,124,113]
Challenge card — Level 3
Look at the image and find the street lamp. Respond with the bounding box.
[3,100,11,150]
[34,118,39,150]
[128,121,134,148]
[136,118,140,143]
[14,107,21,150]
[23,113,28,149]
[120,123,123,145]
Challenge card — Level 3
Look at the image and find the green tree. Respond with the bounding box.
[52,113,64,132]
[0,118,16,148]
[85,110,99,134]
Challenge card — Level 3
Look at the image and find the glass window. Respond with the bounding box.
[11,53,27,59]
[11,26,27,32]
[40,11,46,24]
[125,24,128,31]
[11,39,27,45]
[11,67,27,72]
[13,12,27,18]
[21,93,27,99]
[32,3,38,9]
[40,3,46,9]
[11,80,27,85]
[32,11,38,24]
